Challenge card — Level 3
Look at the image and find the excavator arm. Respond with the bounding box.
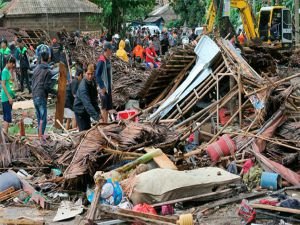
[206,0,258,40]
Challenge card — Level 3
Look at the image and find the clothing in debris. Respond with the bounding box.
[243,165,263,190]
[116,40,129,63]
[73,78,100,131]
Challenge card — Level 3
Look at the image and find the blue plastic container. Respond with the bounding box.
[260,172,282,190]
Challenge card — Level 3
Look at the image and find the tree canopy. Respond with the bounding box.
[91,0,155,34]
[170,0,208,28]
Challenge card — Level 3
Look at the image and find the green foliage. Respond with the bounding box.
[170,0,208,28]
[0,0,8,9]
[90,0,155,34]
[166,19,183,28]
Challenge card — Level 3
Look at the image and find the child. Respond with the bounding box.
[1,56,16,134]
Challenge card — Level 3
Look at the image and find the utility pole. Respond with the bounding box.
[296,0,299,44]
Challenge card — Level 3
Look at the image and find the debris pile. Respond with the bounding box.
[1,34,300,225]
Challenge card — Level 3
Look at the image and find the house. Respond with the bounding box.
[143,16,165,30]
[0,0,102,32]
[148,3,178,24]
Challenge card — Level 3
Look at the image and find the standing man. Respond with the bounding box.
[73,65,100,131]
[160,32,169,56]
[0,39,11,73]
[1,56,16,134]
[64,68,83,130]
[95,42,113,123]
[189,28,198,42]
[32,52,56,140]
[50,38,61,64]
[17,38,31,93]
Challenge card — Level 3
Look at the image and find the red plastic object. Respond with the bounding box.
[259,199,278,206]
[206,134,237,162]
[219,108,230,125]
[242,159,254,174]
[238,199,256,224]
[117,110,138,122]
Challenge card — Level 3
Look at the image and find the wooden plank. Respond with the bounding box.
[145,147,177,170]
[0,187,15,198]
[152,188,233,207]
[0,218,44,225]
[55,63,67,129]
[251,203,300,214]
[0,190,21,202]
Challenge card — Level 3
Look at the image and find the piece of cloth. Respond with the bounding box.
[116,40,129,62]
[279,199,300,210]
[227,161,238,175]
[32,63,56,99]
[243,165,263,190]
[65,77,80,110]
[73,78,100,122]
[259,199,278,206]
[0,172,22,192]
[145,47,157,64]
[33,97,47,135]
[96,55,113,94]
[132,45,144,59]
[100,92,113,110]
[242,159,254,174]
[64,108,75,119]
[75,111,91,131]
[2,101,12,123]
[1,67,15,102]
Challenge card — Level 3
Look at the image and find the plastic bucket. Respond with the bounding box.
[260,172,282,190]
[206,134,236,162]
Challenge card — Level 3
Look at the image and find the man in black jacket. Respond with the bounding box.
[73,64,100,131]
[17,38,31,93]
[32,52,56,139]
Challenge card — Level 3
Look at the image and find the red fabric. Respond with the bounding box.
[98,55,106,62]
[188,133,194,143]
[145,47,157,64]
[133,203,157,215]
[242,159,254,174]
[259,199,278,206]
[219,108,230,125]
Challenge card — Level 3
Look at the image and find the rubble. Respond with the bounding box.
[1,33,300,225]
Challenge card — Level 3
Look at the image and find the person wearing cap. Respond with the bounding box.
[16,38,31,93]
[96,41,113,123]
[0,39,11,73]
[32,52,57,140]
[73,64,100,131]
[64,68,83,130]
[116,40,129,62]
[50,38,62,64]
[1,56,16,134]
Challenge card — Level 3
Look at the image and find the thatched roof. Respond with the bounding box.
[1,0,101,17]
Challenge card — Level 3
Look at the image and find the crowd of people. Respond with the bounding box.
[0,26,200,142]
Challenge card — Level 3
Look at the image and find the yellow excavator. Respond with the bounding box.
[206,0,293,48]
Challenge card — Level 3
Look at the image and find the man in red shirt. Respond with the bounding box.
[145,41,158,69]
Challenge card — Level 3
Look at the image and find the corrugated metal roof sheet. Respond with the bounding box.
[143,16,164,23]
[2,0,101,16]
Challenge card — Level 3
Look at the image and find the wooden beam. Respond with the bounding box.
[144,147,177,170]
[251,203,300,214]
[55,63,67,129]
[0,218,44,225]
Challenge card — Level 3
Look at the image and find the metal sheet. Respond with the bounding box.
[149,35,220,120]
